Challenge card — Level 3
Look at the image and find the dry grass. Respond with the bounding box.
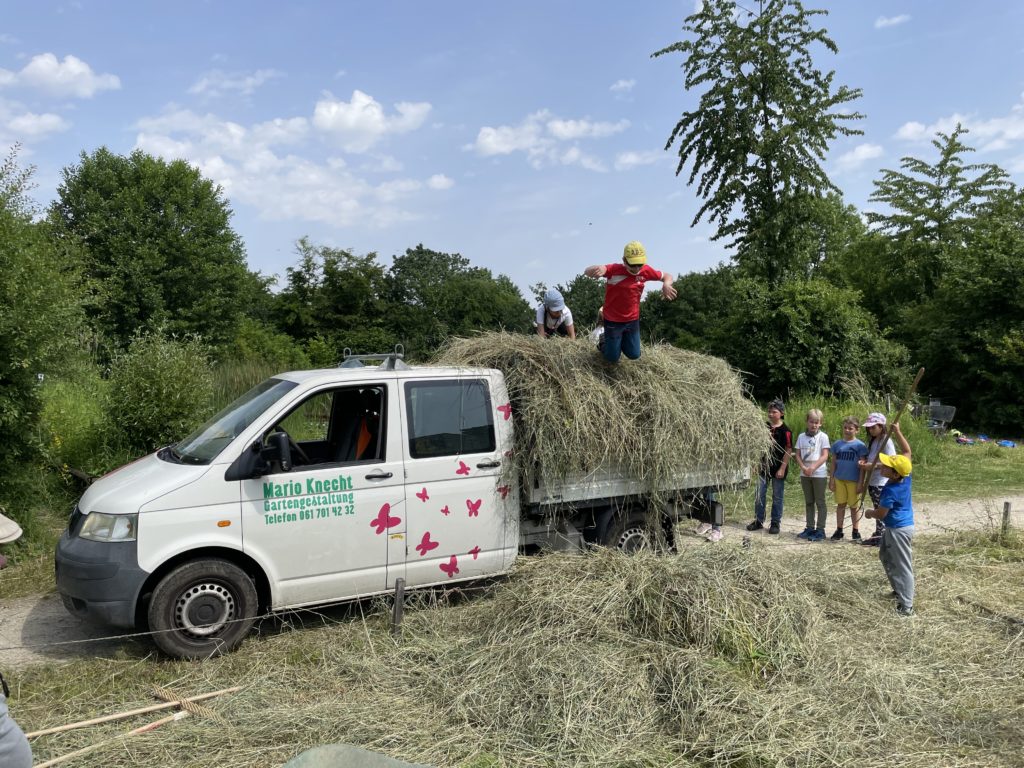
[12,530,1024,767]
[435,333,770,496]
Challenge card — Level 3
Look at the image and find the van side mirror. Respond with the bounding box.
[264,431,292,473]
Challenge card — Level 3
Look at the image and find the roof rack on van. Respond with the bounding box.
[339,344,410,370]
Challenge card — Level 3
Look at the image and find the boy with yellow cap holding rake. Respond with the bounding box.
[863,422,916,617]
[584,241,676,364]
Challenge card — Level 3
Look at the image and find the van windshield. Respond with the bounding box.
[171,378,299,464]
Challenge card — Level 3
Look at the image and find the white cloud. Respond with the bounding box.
[547,117,629,140]
[469,109,627,171]
[427,173,454,190]
[835,142,884,173]
[614,150,662,171]
[875,15,911,29]
[133,104,448,229]
[622,205,641,215]
[6,111,70,137]
[894,98,1024,153]
[313,89,432,152]
[610,79,635,93]
[188,68,281,98]
[1,53,120,98]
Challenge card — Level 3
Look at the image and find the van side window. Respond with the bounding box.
[405,379,495,459]
[268,385,386,470]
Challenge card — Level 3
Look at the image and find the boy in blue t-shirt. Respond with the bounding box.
[863,422,914,616]
[828,416,868,541]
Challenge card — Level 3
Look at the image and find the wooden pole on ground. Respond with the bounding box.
[33,711,190,768]
[25,686,240,738]
[1002,501,1012,539]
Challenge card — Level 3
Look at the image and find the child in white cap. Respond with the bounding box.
[859,413,896,546]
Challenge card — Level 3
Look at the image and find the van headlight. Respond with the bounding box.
[79,512,138,542]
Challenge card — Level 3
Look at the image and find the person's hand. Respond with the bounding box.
[828,477,835,492]
[775,467,785,479]
[662,284,677,301]
[856,483,864,495]
[864,509,875,520]
[858,459,870,469]
[892,422,903,436]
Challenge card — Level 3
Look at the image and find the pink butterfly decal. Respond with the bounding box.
[455,461,470,476]
[468,546,481,560]
[466,498,482,517]
[439,556,459,578]
[497,403,512,421]
[415,487,429,502]
[440,505,450,516]
[370,504,401,535]
[415,532,439,557]
[497,485,510,499]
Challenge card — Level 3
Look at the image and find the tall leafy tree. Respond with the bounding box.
[654,0,863,284]
[50,148,253,348]
[866,125,1009,301]
[906,187,1024,431]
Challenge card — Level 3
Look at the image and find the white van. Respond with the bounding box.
[56,356,734,658]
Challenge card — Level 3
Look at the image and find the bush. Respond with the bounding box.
[718,278,908,399]
[107,333,214,454]
[224,317,310,371]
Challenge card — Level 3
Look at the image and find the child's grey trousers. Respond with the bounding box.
[880,526,915,609]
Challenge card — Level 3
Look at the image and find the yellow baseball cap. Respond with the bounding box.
[623,240,646,265]
[878,453,912,477]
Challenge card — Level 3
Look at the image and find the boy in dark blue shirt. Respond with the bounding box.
[863,422,914,616]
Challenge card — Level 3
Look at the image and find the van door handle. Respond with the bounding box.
[476,460,501,469]
[365,471,393,480]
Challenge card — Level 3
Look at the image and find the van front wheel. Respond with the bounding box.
[147,559,258,659]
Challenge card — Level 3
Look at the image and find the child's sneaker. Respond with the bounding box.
[830,528,844,541]
[694,522,713,536]
[768,522,781,535]
[851,529,862,541]
[810,529,826,541]
[745,520,764,531]
[895,604,914,617]
[797,527,814,539]
[705,528,723,543]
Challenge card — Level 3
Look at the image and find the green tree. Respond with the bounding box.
[654,0,863,284]
[717,277,907,398]
[642,264,738,351]
[0,147,85,488]
[867,125,1009,302]
[906,187,1024,431]
[50,148,253,348]
[273,237,395,359]
[385,245,530,358]
[557,274,604,332]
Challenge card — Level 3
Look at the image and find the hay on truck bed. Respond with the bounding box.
[434,332,770,500]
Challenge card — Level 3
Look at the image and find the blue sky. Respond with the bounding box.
[3,1,1024,298]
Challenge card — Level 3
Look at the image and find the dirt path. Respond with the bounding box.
[2,495,1022,669]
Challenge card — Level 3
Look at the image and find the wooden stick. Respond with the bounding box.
[857,367,925,513]
[33,710,190,768]
[25,686,240,738]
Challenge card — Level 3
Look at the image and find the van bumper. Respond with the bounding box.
[54,532,150,629]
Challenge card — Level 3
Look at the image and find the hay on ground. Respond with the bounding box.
[435,333,770,495]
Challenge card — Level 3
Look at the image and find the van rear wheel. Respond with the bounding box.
[148,559,257,659]
[602,512,656,554]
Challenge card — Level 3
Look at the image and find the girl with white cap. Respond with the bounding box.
[859,412,896,546]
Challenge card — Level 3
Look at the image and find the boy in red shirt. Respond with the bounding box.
[584,241,676,364]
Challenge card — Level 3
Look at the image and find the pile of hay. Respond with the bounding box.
[435,333,769,494]
[19,536,1024,767]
